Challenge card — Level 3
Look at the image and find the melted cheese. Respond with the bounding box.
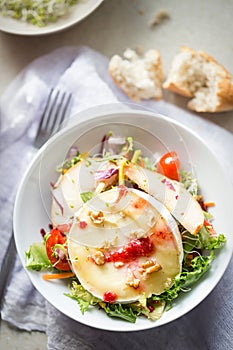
[68,188,183,303]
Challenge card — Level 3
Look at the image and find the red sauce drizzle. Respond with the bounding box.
[105,237,154,263]
[103,291,117,303]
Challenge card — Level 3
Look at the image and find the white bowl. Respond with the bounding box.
[13,107,233,331]
[0,0,103,36]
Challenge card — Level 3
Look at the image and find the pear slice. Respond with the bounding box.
[51,158,118,226]
[125,162,204,235]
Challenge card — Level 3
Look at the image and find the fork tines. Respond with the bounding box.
[34,88,72,148]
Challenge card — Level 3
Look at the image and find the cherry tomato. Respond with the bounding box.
[46,228,70,271]
[157,151,180,181]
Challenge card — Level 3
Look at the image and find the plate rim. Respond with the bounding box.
[13,108,233,331]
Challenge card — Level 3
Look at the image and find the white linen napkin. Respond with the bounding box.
[0,46,232,349]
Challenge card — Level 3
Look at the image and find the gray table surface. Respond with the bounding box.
[0,0,233,348]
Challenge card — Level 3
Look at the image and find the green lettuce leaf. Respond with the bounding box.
[101,303,137,323]
[197,226,226,250]
[153,252,215,307]
[80,191,94,203]
[25,242,52,271]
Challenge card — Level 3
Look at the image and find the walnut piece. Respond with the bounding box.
[92,250,105,265]
[114,261,124,268]
[89,210,105,224]
[139,259,162,276]
[126,270,140,289]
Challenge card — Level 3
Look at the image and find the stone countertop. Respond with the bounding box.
[0,0,232,348]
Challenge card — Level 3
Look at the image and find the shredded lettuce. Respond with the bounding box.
[58,150,82,174]
[180,170,199,197]
[142,156,156,171]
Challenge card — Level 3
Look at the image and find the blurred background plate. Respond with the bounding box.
[0,0,103,36]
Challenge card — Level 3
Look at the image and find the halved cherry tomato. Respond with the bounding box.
[46,228,70,271]
[157,151,180,181]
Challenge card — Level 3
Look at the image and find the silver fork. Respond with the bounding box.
[34,88,72,148]
[0,88,72,309]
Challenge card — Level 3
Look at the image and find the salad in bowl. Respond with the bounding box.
[13,109,232,331]
[25,129,226,324]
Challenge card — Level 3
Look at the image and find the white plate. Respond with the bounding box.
[0,0,103,36]
[13,108,233,331]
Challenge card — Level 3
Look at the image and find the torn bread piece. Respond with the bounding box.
[109,48,163,101]
[163,46,233,112]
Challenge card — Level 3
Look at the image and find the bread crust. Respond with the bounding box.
[108,70,142,102]
[163,81,193,97]
[164,46,233,112]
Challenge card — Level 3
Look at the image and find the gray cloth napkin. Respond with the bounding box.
[0,46,232,349]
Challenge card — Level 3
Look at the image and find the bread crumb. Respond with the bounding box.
[150,9,170,27]
[138,10,144,16]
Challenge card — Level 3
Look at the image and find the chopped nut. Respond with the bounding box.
[114,261,124,268]
[89,210,105,224]
[92,250,105,265]
[119,211,126,218]
[126,270,140,289]
[127,278,140,289]
[139,259,162,276]
[141,260,155,269]
[145,264,161,274]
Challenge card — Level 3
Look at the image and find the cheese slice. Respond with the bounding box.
[68,188,183,303]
